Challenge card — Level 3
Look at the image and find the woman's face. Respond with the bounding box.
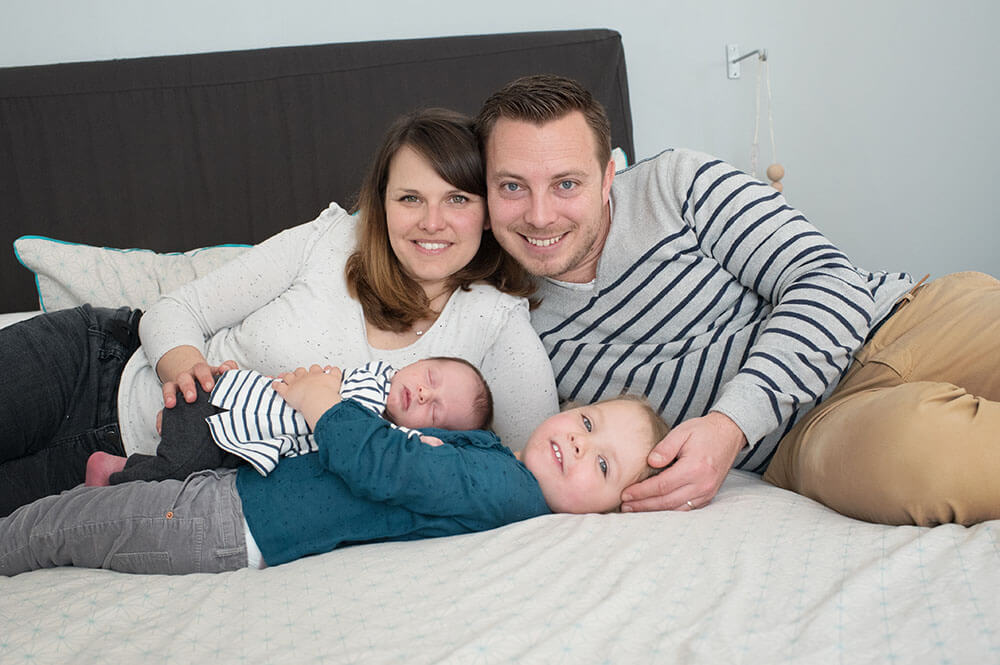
[384,145,487,298]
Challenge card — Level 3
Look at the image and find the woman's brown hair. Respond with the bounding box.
[346,108,535,333]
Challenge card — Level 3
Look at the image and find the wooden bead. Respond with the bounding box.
[766,163,785,182]
[771,180,783,192]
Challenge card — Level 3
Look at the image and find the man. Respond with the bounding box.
[475,74,1000,526]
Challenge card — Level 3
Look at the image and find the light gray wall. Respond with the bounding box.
[3,0,997,278]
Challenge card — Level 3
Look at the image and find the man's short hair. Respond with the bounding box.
[475,74,612,168]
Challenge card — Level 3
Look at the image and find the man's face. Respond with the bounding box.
[484,112,615,283]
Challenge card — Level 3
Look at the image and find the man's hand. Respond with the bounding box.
[271,365,343,429]
[620,411,747,512]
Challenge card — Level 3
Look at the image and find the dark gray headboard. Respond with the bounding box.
[0,29,633,313]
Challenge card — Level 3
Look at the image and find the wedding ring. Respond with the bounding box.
[685,500,695,509]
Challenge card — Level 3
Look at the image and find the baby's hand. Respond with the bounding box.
[419,435,445,447]
[271,365,343,429]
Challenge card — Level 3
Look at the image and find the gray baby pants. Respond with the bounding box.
[0,469,248,576]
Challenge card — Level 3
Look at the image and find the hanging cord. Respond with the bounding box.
[751,54,762,178]
[765,57,777,172]
[751,54,784,191]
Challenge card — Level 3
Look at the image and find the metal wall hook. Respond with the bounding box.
[726,44,767,79]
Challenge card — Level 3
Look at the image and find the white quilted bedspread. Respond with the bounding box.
[2,471,997,664]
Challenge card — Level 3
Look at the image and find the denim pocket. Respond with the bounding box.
[92,306,141,364]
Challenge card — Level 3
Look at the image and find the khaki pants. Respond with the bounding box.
[764,272,1000,526]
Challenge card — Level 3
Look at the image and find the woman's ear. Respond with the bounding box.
[483,216,491,230]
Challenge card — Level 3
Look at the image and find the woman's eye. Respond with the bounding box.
[400,194,419,203]
[598,456,608,477]
[449,194,469,204]
[581,415,592,432]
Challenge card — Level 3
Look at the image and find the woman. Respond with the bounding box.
[0,108,559,516]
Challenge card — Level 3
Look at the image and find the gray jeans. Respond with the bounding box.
[0,469,248,576]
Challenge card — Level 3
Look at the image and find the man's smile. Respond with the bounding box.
[524,233,567,248]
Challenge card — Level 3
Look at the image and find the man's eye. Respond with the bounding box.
[502,183,520,192]
[558,180,576,191]
[598,456,608,477]
[582,415,592,432]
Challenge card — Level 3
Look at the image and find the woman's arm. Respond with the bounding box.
[140,206,347,404]
[479,302,559,449]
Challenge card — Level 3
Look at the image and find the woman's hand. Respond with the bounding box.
[271,365,343,430]
[157,345,239,408]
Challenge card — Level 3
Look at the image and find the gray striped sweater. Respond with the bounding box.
[530,149,913,472]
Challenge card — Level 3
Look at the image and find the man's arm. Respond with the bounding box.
[624,152,875,511]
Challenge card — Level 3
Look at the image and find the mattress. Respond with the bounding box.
[3,471,995,664]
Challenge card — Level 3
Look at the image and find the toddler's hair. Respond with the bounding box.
[427,356,494,430]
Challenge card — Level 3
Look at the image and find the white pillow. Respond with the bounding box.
[612,146,629,172]
[14,236,251,311]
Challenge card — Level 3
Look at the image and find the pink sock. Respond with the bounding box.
[85,452,128,486]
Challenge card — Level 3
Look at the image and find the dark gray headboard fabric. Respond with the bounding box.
[0,29,633,313]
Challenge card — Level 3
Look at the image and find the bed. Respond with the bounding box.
[2,29,998,665]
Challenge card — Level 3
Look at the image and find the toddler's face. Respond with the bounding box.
[385,359,484,431]
[520,400,654,514]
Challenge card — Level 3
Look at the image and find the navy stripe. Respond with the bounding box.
[565,343,612,402]
[698,180,757,242]
[762,246,848,300]
[540,229,693,343]
[693,169,742,215]
[710,191,784,257]
[657,353,687,414]
[724,206,796,272]
[784,281,872,322]
[547,253,677,357]
[674,345,713,423]
[681,159,723,217]
[780,298,865,343]
[758,328,838,373]
[744,227,819,292]
[768,310,854,353]
[748,351,816,398]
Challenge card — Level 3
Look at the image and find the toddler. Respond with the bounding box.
[86,357,491,484]
[0,365,670,576]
